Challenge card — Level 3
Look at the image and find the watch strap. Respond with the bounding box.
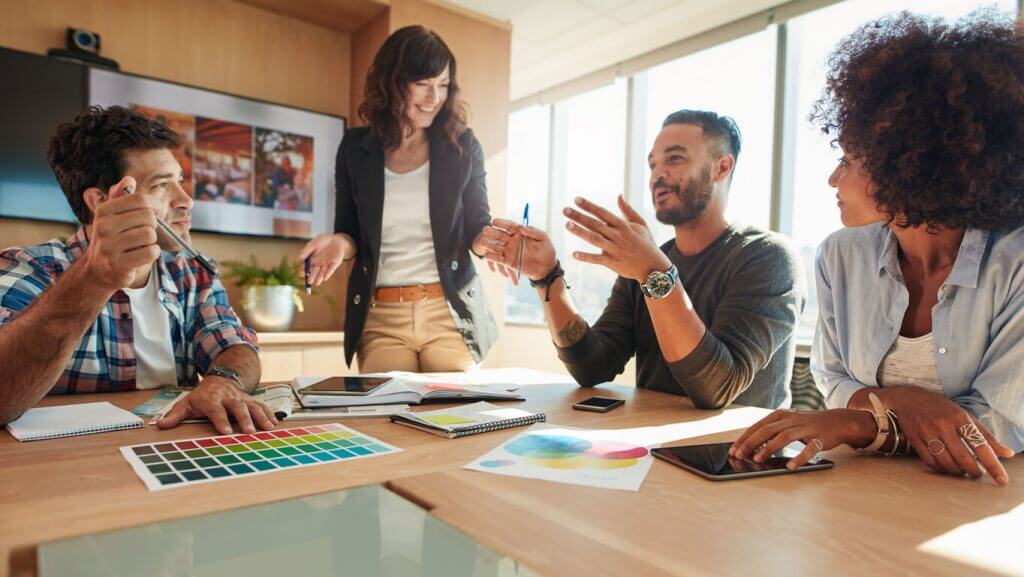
[857,391,891,452]
[529,261,568,302]
[208,366,243,391]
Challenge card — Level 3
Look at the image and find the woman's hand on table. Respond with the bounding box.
[729,408,876,470]
[873,386,1012,485]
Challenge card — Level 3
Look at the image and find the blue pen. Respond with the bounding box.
[516,203,529,281]
[304,256,312,295]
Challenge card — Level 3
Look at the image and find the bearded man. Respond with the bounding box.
[480,110,805,409]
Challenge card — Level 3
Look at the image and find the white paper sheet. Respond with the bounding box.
[465,423,657,491]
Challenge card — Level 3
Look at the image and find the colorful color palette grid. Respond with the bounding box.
[120,423,401,491]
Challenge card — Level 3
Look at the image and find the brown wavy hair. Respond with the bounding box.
[47,105,182,224]
[358,25,469,153]
[810,9,1024,230]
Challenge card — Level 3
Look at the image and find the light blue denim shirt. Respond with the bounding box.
[812,222,1024,452]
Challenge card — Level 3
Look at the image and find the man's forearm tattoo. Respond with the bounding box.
[557,318,588,347]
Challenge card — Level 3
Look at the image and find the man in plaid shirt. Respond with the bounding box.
[0,106,276,435]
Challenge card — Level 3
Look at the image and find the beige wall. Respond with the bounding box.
[0,0,352,330]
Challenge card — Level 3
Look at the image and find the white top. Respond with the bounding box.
[123,267,178,389]
[876,333,944,396]
[377,162,441,287]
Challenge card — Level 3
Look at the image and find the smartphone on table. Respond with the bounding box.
[572,396,624,412]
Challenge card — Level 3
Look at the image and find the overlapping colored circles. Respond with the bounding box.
[503,433,649,469]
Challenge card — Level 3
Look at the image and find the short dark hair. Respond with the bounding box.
[46,105,182,224]
[810,9,1024,230]
[662,109,742,164]
[358,25,469,153]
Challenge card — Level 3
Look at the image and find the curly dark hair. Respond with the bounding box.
[358,25,469,153]
[46,105,182,224]
[810,9,1024,230]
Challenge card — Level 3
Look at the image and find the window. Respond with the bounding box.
[786,0,1019,343]
[638,30,776,240]
[504,0,1019,337]
[553,79,628,323]
[504,104,551,324]
[503,80,628,325]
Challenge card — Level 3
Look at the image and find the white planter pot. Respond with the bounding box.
[240,285,296,332]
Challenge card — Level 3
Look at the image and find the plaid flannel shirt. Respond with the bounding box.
[0,227,259,393]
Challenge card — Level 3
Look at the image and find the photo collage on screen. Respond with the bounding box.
[130,104,315,216]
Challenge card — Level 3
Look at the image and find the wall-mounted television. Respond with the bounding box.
[0,46,345,240]
[0,47,84,224]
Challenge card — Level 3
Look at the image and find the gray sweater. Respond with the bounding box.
[557,225,805,409]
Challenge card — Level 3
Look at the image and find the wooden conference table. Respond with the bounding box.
[2,382,1022,577]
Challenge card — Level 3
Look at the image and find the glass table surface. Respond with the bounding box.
[37,484,541,577]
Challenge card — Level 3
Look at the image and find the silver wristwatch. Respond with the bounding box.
[640,264,679,299]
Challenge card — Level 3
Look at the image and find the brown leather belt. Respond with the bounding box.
[373,283,445,303]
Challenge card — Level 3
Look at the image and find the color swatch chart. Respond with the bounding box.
[120,423,401,491]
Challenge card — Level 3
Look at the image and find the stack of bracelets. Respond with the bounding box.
[857,392,912,456]
[881,409,911,456]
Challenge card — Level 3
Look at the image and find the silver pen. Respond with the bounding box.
[124,184,217,276]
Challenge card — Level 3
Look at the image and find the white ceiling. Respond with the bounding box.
[445,0,789,101]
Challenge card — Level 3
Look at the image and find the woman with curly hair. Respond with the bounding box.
[732,9,1023,484]
[298,26,505,372]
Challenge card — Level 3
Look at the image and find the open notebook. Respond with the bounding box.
[5,402,143,441]
[390,401,545,438]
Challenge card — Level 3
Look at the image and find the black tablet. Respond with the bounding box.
[299,376,392,396]
[652,441,833,481]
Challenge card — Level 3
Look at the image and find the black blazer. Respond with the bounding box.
[334,125,498,366]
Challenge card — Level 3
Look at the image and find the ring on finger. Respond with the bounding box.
[810,438,823,453]
[957,423,988,449]
[927,438,946,456]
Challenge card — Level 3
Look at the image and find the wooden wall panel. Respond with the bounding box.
[233,0,388,34]
[0,0,350,116]
[349,9,390,125]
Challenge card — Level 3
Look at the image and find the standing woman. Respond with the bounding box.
[300,26,504,373]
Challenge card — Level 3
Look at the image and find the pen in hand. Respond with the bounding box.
[516,203,529,281]
[305,256,312,295]
[122,182,217,277]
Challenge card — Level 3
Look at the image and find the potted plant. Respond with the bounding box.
[220,256,306,332]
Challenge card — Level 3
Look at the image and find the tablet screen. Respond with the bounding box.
[652,442,832,479]
[301,376,391,395]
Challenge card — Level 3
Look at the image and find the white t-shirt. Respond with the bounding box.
[377,162,441,287]
[122,266,178,389]
[876,333,944,396]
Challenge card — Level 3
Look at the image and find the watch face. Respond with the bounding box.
[645,271,674,298]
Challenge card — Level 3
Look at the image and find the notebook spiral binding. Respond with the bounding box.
[32,420,142,441]
[449,414,546,438]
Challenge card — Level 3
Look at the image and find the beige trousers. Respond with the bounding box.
[356,297,476,373]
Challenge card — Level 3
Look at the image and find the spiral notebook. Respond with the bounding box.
[389,401,545,438]
[6,402,144,441]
